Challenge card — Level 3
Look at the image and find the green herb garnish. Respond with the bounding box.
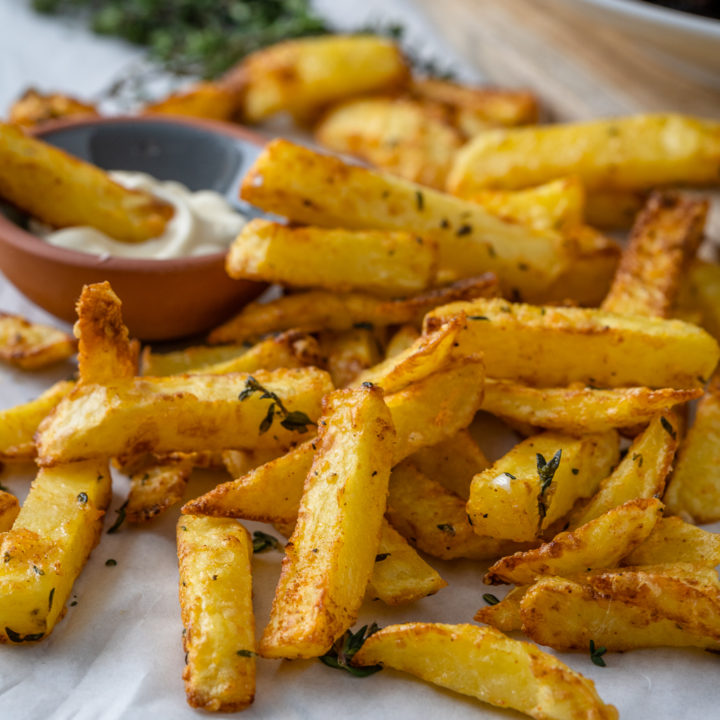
[105,558,117,567]
[415,190,424,211]
[660,416,677,440]
[5,627,44,643]
[375,553,390,562]
[589,639,607,667]
[107,499,129,534]
[436,523,456,535]
[240,376,316,435]
[236,649,257,657]
[48,588,55,611]
[482,593,500,606]
[77,492,88,504]
[252,530,283,554]
[536,450,562,521]
[319,623,382,677]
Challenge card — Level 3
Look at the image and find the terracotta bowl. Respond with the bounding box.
[0,115,269,341]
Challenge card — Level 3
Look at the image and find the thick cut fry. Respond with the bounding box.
[388,462,531,560]
[0,380,74,460]
[353,623,618,720]
[127,456,194,524]
[36,368,332,466]
[485,498,663,585]
[408,430,489,500]
[425,298,719,389]
[688,261,720,340]
[0,491,20,531]
[177,516,255,712]
[208,275,498,344]
[521,566,720,652]
[481,379,699,435]
[0,122,173,242]
[144,82,240,121]
[0,459,110,642]
[474,585,528,631]
[570,413,678,527]
[74,282,137,384]
[585,190,647,231]
[664,376,720,523]
[240,139,579,295]
[315,96,462,189]
[602,192,707,317]
[447,113,720,196]
[622,516,720,567]
[237,35,409,123]
[260,387,395,659]
[319,328,380,388]
[227,219,438,296]
[385,325,420,358]
[0,313,75,370]
[9,88,99,128]
[467,431,619,542]
[366,522,447,605]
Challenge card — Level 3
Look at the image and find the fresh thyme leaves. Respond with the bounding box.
[660,416,677,440]
[375,553,390,562]
[33,566,45,576]
[240,376,316,435]
[482,593,500,606]
[468,315,490,321]
[105,558,117,567]
[107,499,129,534]
[503,472,517,480]
[536,450,562,521]
[5,627,44,643]
[236,649,257,657]
[589,639,607,667]
[319,623,382,677]
[437,523,456,535]
[415,190,424,211]
[632,452,644,467]
[252,531,283,554]
[48,588,55,611]
[77,492,88,504]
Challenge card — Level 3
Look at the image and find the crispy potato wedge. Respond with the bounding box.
[227,219,438,296]
[410,77,540,130]
[474,585,528,631]
[237,35,409,123]
[319,328,380,388]
[485,498,663,585]
[0,312,76,370]
[36,367,332,466]
[126,455,194,524]
[0,379,74,460]
[408,429,489,500]
[353,623,618,720]
[448,113,720,196]
[0,459,110,642]
[388,461,531,560]
[664,373,720,522]
[521,565,720,652]
[366,522,447,605]
[142,343,251,376]
[467,431,619,542]
[74,282,137,384]
[208,274,498,344]
[602,192,707,317]
[622,516,720,567]
[315,96,462,189]
[260,386,394,658]
[8,88,99,128]
[240,139,578,295]
[570,412,679,527]
[385,325,420,358]
[0,122,173,242]
[144,82,240,121]
[425,298,719,388]
[0,490,20,532]
[584,190,648,231]
[480,379,699,434]
[177,516,255,712]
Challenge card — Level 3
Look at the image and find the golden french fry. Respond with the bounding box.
[584,190,647,231]
[485,498,663,585]
[425,298,719,389]
[177,516,255,712]
[352,623,618,720]
[144,82,240,121]
[0,122,173,242]
[319,328,380,388]
[260,386,395,658]
[0,459,111,642]
[474,585,528,631]
[385,325,420,358]
[126,456,194,524]
[601,192,707,318]
[0,490,20,531]
[9,88,99,129]
[0,312,76,370]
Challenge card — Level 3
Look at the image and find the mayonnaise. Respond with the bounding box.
[32,171,247,260]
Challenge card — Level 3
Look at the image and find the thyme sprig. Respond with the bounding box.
[239,376,316,435]
[319,623,382,677]
[589,639,607,667]
[536,450,562,523]
[252,530,283,554]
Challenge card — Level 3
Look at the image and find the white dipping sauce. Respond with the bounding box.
[32,171,247,260]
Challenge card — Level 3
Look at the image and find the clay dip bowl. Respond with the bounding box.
[0,115,269,341]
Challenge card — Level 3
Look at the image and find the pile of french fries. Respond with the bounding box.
[3,33,720,720]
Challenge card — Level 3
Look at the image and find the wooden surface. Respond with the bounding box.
[413,0,720,120]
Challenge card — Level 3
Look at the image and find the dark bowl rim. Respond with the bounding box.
[0,114,267,273]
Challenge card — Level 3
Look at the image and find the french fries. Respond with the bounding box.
[0,312,76,370]
[236,35,409,123]
[260,386,395,658]
[177,516,255,711]
[226,219,439,296]
[0,459,110,642]
[36,368,333,466]
[0,122,173,242]
[319,328,380,387]
[144,82,241,121]
[208,275,498,344]
[474,585,528,631]
[352,623,618,720]
[447,113,720,196]
[127,455,194,524]
[484,498,663,585]
[0,490,20,531]
[425,298,720,389]
[9,87,99,128]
